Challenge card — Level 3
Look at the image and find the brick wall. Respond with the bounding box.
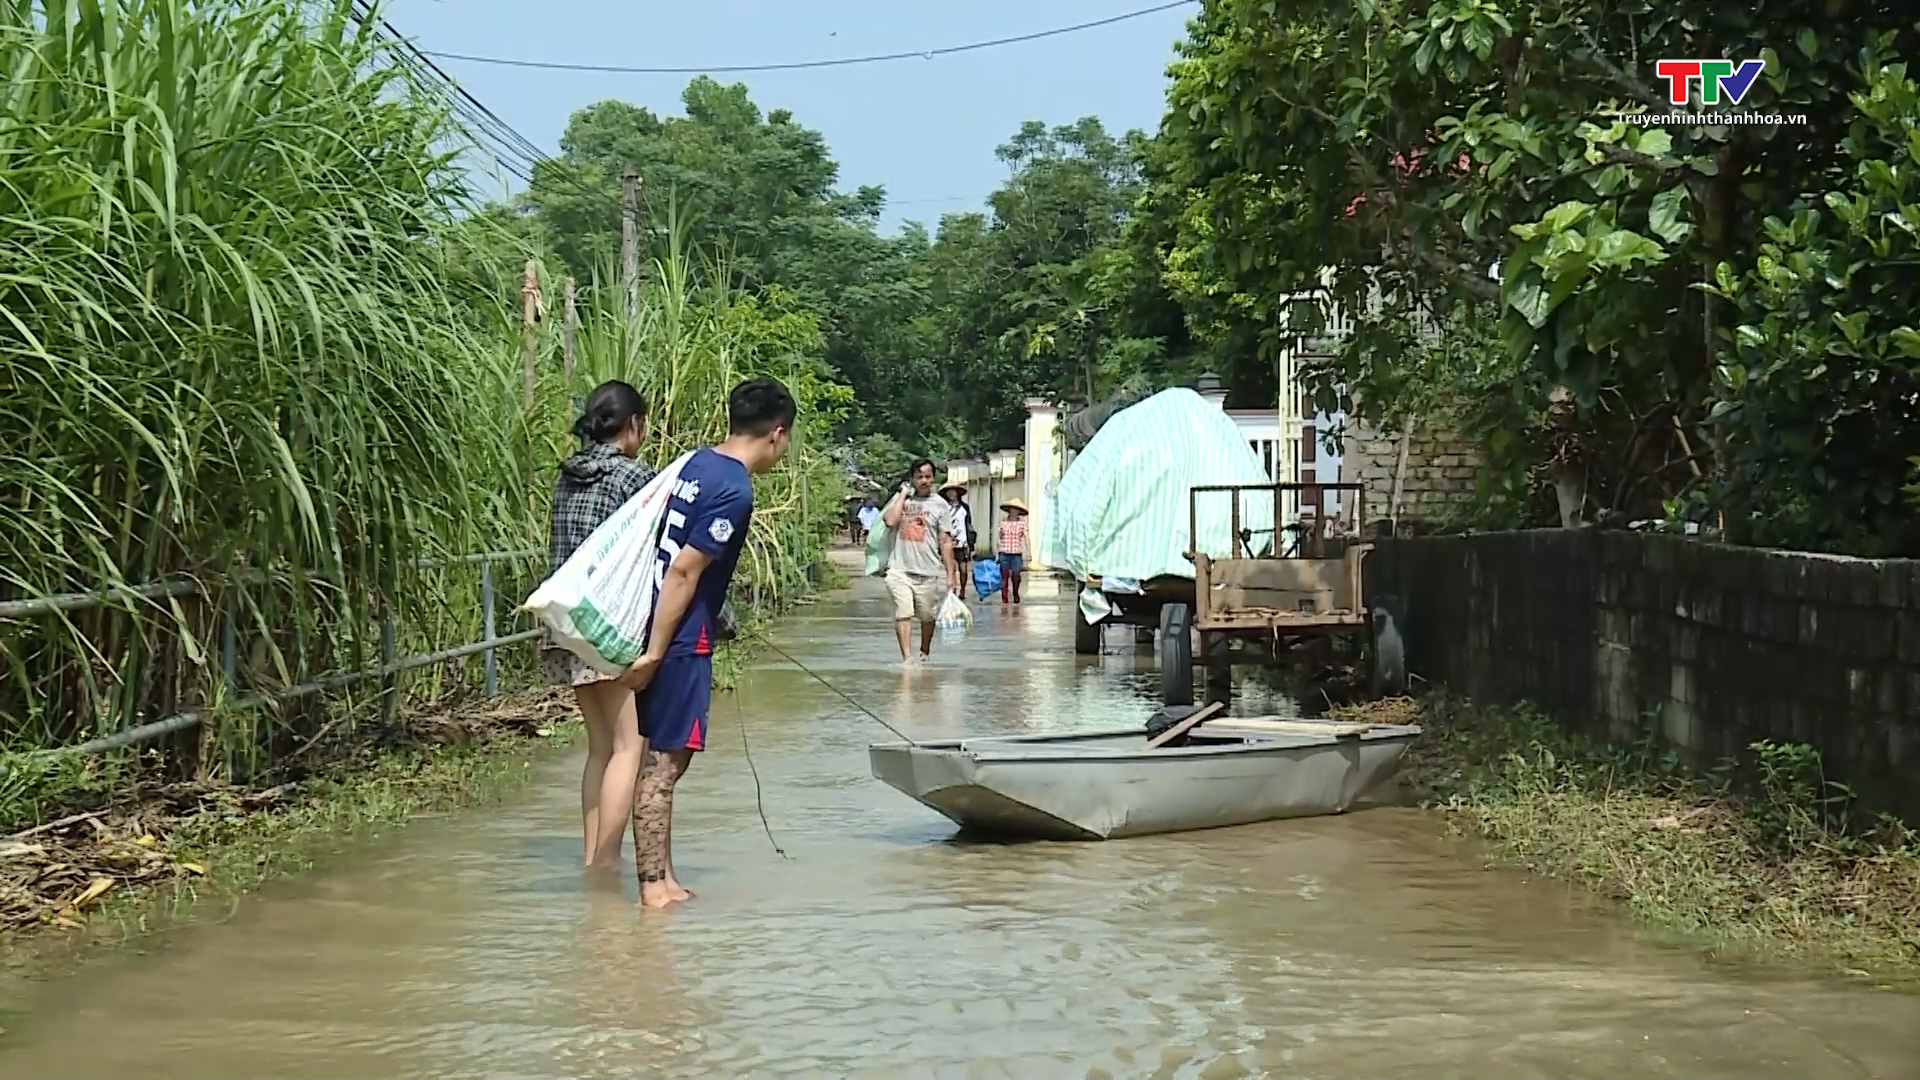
[1340,418,1482,527]
[1366,530,1920,822]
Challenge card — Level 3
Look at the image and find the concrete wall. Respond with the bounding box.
[1023,399,1061,571]
[1366,530,1920,821]
[1340,418,1482,528]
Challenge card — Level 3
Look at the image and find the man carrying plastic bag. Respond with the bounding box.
[879,459,959,664]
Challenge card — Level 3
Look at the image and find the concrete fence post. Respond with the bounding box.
[481,560,498,698]
[380,607,398,724]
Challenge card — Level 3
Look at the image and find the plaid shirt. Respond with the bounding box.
[547,443,657,575]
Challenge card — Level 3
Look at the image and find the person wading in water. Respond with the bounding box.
[881,459,958,663]
[939,479,975,594]
[543,380,655,868]
[620,377,795,909]
[996,498,1031,605]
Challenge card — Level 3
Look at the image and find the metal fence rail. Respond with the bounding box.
[1,548,546,762]
[0,550,541,621]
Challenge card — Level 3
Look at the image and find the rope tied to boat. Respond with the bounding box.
[750,635,920,747]
[720,630,921,861]
[725,640,790,860]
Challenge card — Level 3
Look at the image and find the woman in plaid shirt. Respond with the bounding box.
[543,380,656,867]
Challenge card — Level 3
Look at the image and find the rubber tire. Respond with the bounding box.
[1369,602,1408,698]
[1202,632,1233,708]
[1159,602,1194,707]
[1073,584,1101,655]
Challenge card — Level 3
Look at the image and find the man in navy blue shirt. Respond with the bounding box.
[619,377,795,909]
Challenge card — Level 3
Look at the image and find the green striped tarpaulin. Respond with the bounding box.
[1045,388,1276,583]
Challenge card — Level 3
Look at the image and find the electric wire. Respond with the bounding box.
[354,5,1001,216]
[351,1,628,213]
[419,1,1197,75]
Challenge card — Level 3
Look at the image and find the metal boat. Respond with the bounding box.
[868,715,1420,840]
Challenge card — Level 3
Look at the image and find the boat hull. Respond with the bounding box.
[869,725,1419,840]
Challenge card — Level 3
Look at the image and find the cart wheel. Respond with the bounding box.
[1159,602,1194,706]
[1202,632,1233,708]
[1369,602,1408,698]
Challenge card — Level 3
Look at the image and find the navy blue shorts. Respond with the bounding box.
[998,552,1025,575]
[639,653,711,752]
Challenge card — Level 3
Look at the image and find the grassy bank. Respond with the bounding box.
[1359,695,1920,977]
[2,0,844,754]
[1,0,848,959]
[3,555,849,950]
[2,689,577,956]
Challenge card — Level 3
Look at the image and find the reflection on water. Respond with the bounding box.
[2,578,1916,1079]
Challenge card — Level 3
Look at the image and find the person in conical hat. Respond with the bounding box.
[995,497,1030,605]
[938,479,975,589]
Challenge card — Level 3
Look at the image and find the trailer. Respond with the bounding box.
[1152,482,1408,709]
[1052,385,1281,666]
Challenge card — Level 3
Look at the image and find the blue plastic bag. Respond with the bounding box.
[972,558,1002,600]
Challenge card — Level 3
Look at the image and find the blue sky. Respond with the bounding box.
[385,0,1196,233]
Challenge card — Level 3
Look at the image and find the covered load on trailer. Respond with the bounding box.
[1048,386,1276,587]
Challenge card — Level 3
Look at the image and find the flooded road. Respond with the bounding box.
[3,576,1917,1078]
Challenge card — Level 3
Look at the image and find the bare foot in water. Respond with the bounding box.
[639,879,680,909]
[664,875,692,902]
[583,863,625,895]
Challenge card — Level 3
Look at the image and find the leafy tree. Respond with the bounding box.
[516,83,1215,463]
[907,119,1201,449]
[522,78,925,440]
[1709,49,1920,552]
[1149,0,1920,550]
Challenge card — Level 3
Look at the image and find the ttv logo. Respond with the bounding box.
[1655,59,1764,106]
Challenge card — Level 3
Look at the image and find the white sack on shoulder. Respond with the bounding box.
[520,451,696,675]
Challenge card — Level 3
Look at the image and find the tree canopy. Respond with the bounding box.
[510,88,1202,469]
[492,4,1920,554]
[1146,0,1920,552]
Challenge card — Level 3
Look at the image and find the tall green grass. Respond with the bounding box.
[0,0,841,781]
[565,228,850,613]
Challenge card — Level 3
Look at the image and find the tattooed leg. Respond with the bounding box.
[634,746,692,909]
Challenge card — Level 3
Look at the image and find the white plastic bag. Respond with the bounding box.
[520,451,695,675]
[935,589,972,632]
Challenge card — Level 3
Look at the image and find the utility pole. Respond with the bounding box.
[621,163,641,322]
[562,276,577,383]
[521,258,539,410]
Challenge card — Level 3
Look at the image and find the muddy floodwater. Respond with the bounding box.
[3,576,1917,1078]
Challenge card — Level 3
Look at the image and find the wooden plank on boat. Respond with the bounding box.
[1205,717,1375,738]
[1145,701,1225,749]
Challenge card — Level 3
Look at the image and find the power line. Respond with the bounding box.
[353,9,1003,218]
[420,1,1196,75]
[353,2,547,168]
[352,1,625,211]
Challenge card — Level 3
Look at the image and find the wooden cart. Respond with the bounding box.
[1154,482,1407,708]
